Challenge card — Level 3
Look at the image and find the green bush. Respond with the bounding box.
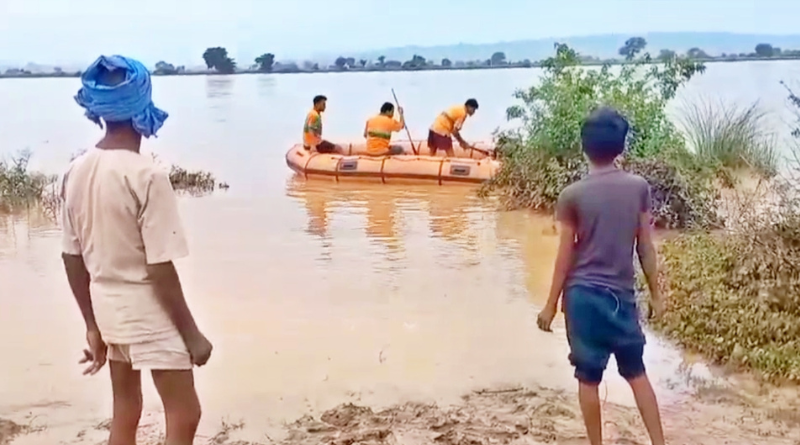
[481,42,719,229]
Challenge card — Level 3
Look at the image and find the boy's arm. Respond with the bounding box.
[545,220,576,310]
[636,212,661,304]
[139,170,202,343]
[363,121,369,139]
[635,182,663,311]
[544,189,576,310]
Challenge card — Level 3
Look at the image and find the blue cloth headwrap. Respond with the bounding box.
[74,55,168,138]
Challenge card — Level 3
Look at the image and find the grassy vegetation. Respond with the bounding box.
[678,99,778,178]
[0,150,221,217]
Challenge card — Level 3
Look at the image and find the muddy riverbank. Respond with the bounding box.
[3,382,799,444]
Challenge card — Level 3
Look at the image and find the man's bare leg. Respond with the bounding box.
[578,382,603,445]
[627,374,665,445]
[152,370,202,445]
[444,147,455,157]
[108,361,143,445]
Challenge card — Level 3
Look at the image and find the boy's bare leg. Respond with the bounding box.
[627,374,665,445]
[578,382,603,445]
[108,361,143,445]
[152,370,202,445]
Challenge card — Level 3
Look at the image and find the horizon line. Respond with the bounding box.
[4,30,800,68]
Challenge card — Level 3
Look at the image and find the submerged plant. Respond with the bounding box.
[168,165,217,196]
[150,152,221,196]
[0,150,58,213]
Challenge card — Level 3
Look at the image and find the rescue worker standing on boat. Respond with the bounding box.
[303,95,343,154]
[427,98,479,157]
[363,102,406,156]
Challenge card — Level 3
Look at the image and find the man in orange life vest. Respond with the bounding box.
[427,98,479,157]
[303,95,343,154]
[363,102,406,156]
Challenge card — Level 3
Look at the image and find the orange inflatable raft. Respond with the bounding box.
[285,140,501,185]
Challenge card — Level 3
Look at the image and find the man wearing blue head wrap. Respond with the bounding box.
[61,55,211,445]
[74,55,168,138]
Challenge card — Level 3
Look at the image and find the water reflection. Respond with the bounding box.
[205,76,235,99]
[427,191,472,242]
[0,210,58,255]
[493,210,559,305]
[205,77,235,123]
[256,74,277,98]
[285,177,489,258]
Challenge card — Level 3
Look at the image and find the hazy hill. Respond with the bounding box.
[316,32,800,63]
[5,32,800,71]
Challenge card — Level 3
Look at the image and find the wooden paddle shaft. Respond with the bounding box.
[391,88,418,155]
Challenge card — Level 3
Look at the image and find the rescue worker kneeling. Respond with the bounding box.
[363,102,406,156]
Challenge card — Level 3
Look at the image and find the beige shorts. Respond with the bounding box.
[108,333,192,371]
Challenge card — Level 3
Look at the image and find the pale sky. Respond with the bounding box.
[1,0,798,67]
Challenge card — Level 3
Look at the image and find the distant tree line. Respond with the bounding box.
[194,48,533,75]
[189,40,800,75]
[616,37,800,62]
[5,38,800,78]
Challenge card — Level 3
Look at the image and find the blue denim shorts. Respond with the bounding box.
[563,283,646,384]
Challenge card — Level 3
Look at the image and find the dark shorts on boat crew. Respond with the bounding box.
[563,283,646,385]
[304,140,337,154]
[427,130,454,153]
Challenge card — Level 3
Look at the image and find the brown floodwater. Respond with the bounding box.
[0,180,711,440]
[0,68,795,442]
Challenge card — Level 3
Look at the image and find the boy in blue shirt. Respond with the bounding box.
[537,107,666,445]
